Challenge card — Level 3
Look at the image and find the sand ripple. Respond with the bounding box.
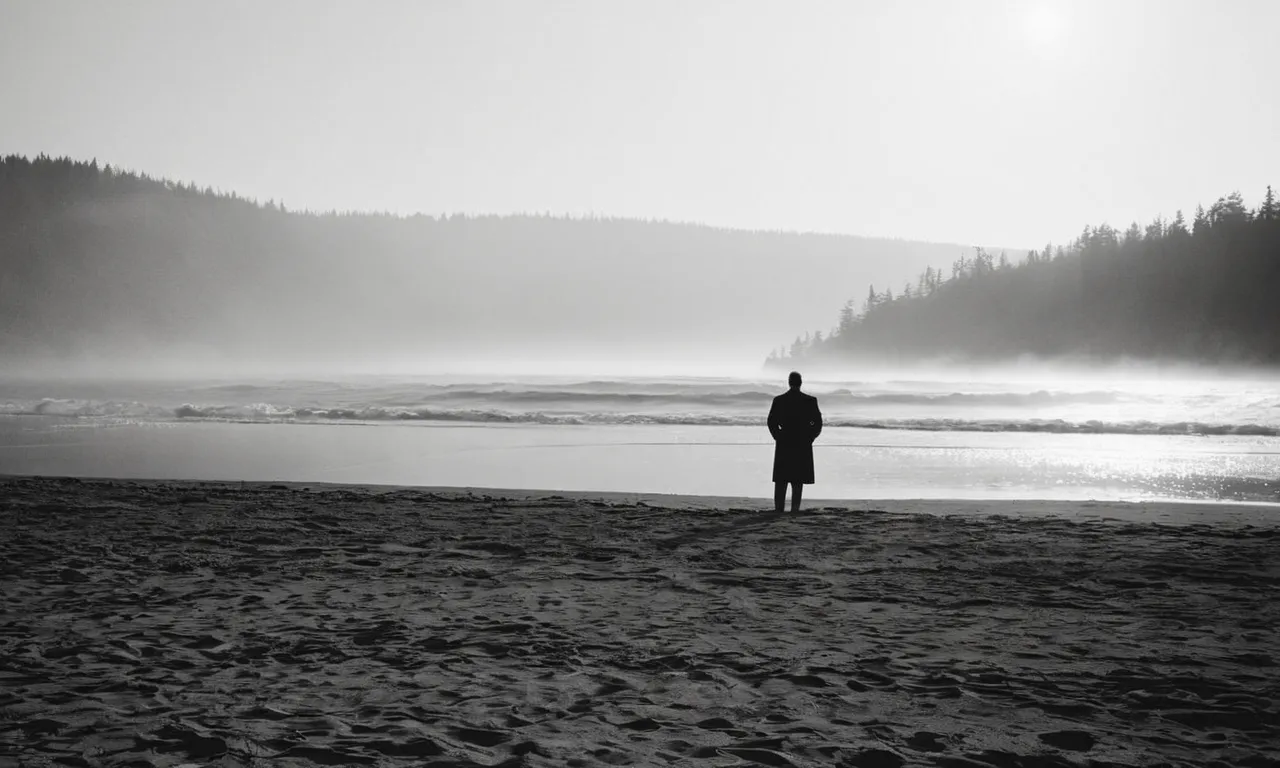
[1,477,1277,766]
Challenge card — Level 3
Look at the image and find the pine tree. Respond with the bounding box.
[1208,191,1249,226]
[1123,221,1142,244]
[973,247,994,275]
[1261,185,1278,221]
[838,299,855,333]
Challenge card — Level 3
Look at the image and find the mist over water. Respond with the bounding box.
[5,358,1279,431]
[3,162,1278,506]
[5,11,1280,765]
[3,362,1278,504]
[0,162,985,373]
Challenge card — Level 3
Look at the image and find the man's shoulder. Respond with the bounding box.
[775,390,817,404]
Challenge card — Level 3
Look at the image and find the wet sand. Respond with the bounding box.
[1,476,1277,767]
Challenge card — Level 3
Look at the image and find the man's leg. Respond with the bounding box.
[774,481,787,513]
[791,482,803,512]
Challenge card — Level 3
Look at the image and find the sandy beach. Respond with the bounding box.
[1,476,1277,767]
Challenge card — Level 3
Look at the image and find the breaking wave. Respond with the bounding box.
[2,397,1277,437]
[423,388,1141,407]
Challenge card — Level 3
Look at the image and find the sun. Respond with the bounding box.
[1021,3,1068,50]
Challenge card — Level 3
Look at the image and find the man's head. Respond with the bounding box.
[788,371,802,389]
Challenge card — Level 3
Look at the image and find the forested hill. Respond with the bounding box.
[771,188,1280,368]
[0,155,988,369]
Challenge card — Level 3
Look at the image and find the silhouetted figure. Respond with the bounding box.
[768,371,822,512]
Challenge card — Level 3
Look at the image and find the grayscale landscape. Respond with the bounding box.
[2,2,1277,766]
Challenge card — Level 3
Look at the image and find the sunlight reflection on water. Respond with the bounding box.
[1,418,1276,505]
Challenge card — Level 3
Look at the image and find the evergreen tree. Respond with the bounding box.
[1123,221,1142,244]
[796,186,1279,366]
[838,299,855,333]
[974,248,994,275]
[1144,216,1164,240]
[1260,186,1277,221]
[1208,191,1250,226]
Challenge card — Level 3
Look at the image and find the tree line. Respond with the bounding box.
[769,187,1280,367]
[1,154,972,366]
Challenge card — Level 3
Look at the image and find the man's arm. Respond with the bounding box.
[810,399,823,442]
[767,399,782,440]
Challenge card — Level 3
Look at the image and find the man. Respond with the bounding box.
[767,371,823,513]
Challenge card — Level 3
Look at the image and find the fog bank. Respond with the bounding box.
[1,157,1013,377]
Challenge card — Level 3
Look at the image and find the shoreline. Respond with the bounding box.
[5,416,1278,506]
[5,473,1279,526]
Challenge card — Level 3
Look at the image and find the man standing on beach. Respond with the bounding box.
[768,371,823,513]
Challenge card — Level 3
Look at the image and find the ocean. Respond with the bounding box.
[2,371,1278,504]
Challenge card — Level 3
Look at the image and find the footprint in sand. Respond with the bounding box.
[1037,729,1097,751]
[845,748,906,768]
[905,730,949,752]
[450,726,511,747]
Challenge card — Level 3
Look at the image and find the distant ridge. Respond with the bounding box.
[0,154,1006,367]
[772,188,1280,367]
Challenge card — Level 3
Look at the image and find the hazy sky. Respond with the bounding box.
[3,0,1277,246]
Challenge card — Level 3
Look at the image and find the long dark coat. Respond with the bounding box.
[768,389,823,484]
